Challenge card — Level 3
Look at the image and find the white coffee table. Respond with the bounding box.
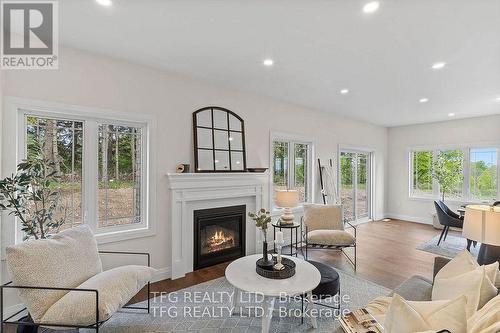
[225,254,321,333]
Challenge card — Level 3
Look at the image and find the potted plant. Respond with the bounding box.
[0,140,67,240]
[248,208,272,264]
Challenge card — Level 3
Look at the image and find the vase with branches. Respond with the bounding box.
[432,150,464,201]
[0,140,67,240]
[249,208,272,263]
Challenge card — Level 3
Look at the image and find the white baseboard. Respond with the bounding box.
[385,213,433,225]
[153,266,171,282]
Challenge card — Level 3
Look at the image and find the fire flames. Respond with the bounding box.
[205,229,235,253]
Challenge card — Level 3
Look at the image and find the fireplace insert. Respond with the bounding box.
[193,205,246,270]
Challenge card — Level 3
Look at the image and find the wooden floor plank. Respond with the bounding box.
[130,219,442,304]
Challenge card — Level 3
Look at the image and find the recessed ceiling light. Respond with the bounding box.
[363,1,380,13]
[495,96,500,102]
[340,89,349,95]
[263,59,274,66]
[448,113,455,117]
[432,62,447,70]
[419,98,429,103]
[96,0,112,6]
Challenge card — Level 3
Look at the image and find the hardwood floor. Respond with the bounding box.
[2,219,442,332]
[130,219,442,304]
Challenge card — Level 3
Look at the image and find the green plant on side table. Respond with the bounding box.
[0,140,67,240]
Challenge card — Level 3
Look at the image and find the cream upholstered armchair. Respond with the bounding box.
[1,225,155,332]
[301,204,357,270]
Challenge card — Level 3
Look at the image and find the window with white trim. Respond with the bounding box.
[409,146,498,202]
[272,136,313,204]
[22,112,148,234]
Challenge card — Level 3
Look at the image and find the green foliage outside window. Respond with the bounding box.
[432,150,464,201]
[413,151,433,194]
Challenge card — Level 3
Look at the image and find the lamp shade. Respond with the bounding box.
[463,205,500,246]
[275,190,299,208]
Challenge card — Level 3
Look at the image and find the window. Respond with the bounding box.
[272,136,313,204]
[410,146,498,202]
[21,112,149,238]
[411,150,433,196]
[437,149,464,200]
[470,148,498,201]
[26,116,84,229]
[98,124,142,227]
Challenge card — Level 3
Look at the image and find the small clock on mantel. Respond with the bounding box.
[192,106,247,173]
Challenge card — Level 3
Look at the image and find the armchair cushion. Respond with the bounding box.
[5,225,103,322]
[303,204,343,232]
[41,265,156,326]
[307,230,355,246]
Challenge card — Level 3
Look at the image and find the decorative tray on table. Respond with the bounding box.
[256,256,296,279]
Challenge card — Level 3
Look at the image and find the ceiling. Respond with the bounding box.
[60,0,500,127]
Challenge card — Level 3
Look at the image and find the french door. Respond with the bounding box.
[339,150,372,223]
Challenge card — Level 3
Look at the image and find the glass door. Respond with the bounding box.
[340,150,372,223]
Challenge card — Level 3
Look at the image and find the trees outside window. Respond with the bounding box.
[412,151,433,196]
[23,113,148,236]
[432,150,464,201]
[272,138,312,204]
[470,148,497,201]
[410,147,498,202]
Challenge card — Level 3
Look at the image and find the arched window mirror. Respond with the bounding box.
[193,107,247,172]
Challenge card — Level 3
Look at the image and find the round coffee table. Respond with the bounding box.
[225,254,321,333]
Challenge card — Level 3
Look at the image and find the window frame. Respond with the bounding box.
[269,132,314,212]
[3,97,157,246]
[408,144,500,203]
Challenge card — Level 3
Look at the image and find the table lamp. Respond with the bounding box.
[275,190,299,224]
[463,205,500,265]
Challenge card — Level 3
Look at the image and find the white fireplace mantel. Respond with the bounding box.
[167,172,268,279]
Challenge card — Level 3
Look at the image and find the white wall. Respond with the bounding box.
[387,115,500,224]
[1,47,388,277]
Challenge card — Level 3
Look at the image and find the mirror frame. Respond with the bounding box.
[193,106,247,172]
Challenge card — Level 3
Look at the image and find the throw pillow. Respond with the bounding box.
[432,266,497,318]
[41,265,156,326]
[468,294,500,333]
[384,294,467,333]
[435,250,499,288]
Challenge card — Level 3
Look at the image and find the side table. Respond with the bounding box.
[272,220,301,257]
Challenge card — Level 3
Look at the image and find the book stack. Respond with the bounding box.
[338,308,384,333]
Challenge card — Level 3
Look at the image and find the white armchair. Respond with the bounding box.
[1,225,155,331]
[302,203,357,270]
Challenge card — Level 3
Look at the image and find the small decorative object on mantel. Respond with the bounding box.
[176,164,190,173]
[248,209,273,267]
[275,190,299,225]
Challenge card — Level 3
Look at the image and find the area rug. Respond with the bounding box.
[96,269,390,333]
[417,234,480,258]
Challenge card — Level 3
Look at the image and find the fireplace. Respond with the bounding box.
[193,205,246,270]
